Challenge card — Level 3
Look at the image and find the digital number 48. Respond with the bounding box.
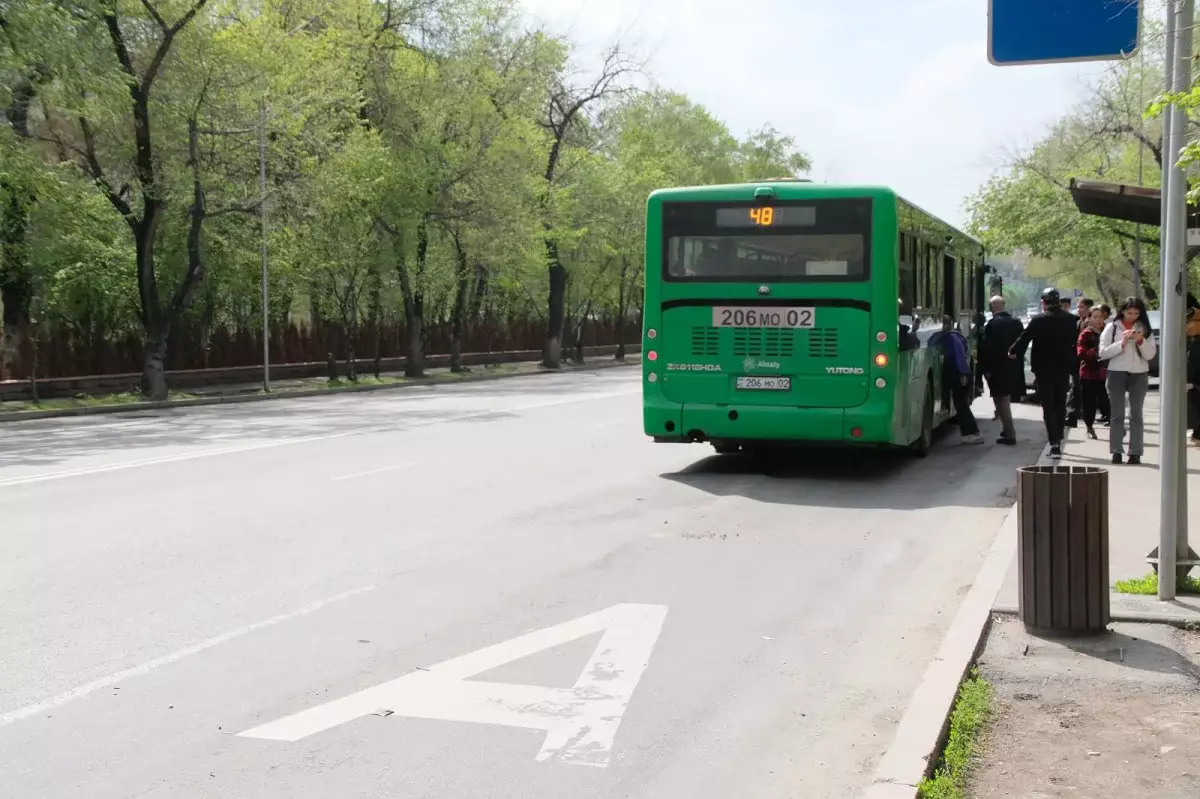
[749,207,774,226]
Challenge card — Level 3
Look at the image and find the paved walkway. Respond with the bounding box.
[974,391,1200,798]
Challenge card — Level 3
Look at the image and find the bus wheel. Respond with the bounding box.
[911,385,934,457]
[712,442,740,455]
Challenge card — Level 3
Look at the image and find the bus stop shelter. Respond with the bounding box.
[1068,178,1200,227]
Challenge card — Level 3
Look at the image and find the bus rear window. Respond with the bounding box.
[662,198,871,283]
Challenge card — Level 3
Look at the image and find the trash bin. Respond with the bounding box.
[1016,464,1110,637]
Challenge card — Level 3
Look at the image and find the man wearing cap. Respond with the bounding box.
[1008,288,1079,458]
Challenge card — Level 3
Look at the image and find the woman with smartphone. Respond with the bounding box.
[1098,297,1157,464]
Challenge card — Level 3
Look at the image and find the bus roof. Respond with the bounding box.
[648,182,981,247]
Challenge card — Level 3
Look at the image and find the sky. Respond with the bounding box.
[517,0,1126,229]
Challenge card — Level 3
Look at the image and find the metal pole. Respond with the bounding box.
[1158,0,1189,600]
[259,96,270,393]
[1177,0,1195,582]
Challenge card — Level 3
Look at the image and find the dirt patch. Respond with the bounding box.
[970,616,1200,798]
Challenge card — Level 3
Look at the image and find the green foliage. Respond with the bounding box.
[0,0,810,384]
[1113,571,1200,595]
[965,47,1168,306]
[918,670,994,799]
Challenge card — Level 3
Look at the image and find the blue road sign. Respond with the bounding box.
[1073,288,1085,299]
[988,0,1141,66]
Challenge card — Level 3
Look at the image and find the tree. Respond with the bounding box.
[965,38,1171,306]
[538,44,639,369]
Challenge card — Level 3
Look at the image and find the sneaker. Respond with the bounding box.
[1049,446,1062,459]
[1128,455,1141,465]
[1112,453,1123,464]
[962,433,984,445]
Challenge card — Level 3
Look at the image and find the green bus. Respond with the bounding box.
[641,180,986,456]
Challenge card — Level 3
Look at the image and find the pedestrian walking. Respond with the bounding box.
[1186,301,1200,444]
[1008,288,1079,459]
[1076,306,1107,440]
[930,315,983,446]
[980,295,1025,445]
[1099,297,1157,465]
[1066,297,1094,428]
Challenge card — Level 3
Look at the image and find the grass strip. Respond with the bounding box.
[917,669,994,799]
[1113,571,1200,595]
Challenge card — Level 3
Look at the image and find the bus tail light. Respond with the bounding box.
[875,378,886,388]
[648,372,658,383]
[850,427,863,438]
[648,350,658,362]
[874,353,889,367]
[647,328,657,340]
[876,331,887,342]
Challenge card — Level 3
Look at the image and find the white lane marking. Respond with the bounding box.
[331,462,418,482]
[240,602,669,767]
[0,586,376,728]
[0,388,639,489]
[861,503,1021,799]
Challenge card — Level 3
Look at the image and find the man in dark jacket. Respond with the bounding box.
[980,296,1025,446]
[1008,287,1079,458]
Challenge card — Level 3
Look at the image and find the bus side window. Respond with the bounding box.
[899,233,916,309]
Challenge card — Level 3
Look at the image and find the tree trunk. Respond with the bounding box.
[544,240,566,369]
[449,231,471,373]
[404,216,430,378]
[345,334,357,381]
[141,330,169,401]
[369,265,383,378]
[0,186,33,381]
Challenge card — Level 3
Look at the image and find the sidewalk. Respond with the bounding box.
[971,392,1200,798]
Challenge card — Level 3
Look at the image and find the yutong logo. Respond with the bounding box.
[826,366,865,375]
[666,363,723,372]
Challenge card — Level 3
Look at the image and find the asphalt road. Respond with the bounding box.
[0,367,1042,798]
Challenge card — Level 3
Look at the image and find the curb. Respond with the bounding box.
[0,358,639,424]
[861,444,1049,799]
[990,605,1200,628]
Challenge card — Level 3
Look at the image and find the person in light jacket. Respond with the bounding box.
[1099,297,1157,465]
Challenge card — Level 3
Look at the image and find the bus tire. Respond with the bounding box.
[911,383,934,457]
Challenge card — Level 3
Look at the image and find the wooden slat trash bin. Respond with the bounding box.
[1017,465,1110,637]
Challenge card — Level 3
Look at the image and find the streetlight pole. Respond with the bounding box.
[1157,0,1194,600]
[259,95,270,393]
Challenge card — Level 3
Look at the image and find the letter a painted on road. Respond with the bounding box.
[238,603,669,767]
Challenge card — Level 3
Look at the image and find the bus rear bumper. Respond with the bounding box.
[644,401,893,445]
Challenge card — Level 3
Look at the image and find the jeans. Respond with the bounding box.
[1036,371,1069,446]
[950,378,980,436]
[1107,371,1149,456]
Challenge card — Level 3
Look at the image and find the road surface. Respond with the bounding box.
[0,368,1040,798]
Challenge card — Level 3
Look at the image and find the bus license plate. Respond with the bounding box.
[712,306,815,328]
[736,376,791,391]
